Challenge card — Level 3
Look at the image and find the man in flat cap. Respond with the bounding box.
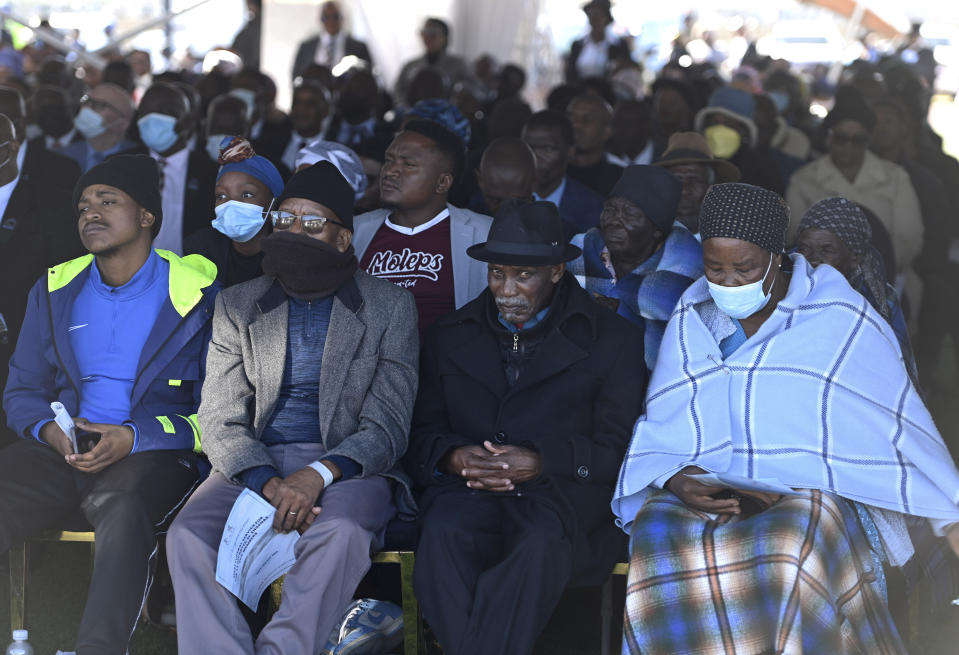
[405,199,647,655]
[569,164,704,370]
[167,162,419,655]
[1,154,220,655]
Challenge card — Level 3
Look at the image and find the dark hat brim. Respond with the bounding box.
[654,155,740,184]
[466,242,582,266]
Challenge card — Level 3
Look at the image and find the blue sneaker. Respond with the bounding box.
[334,599,404,655]
[319,600,371,655]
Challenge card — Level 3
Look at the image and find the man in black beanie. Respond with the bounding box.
[1,154,220,654]
[167,161,420,655]
[567,164,704,370]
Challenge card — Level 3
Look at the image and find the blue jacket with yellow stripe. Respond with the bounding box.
[3,249,220,453]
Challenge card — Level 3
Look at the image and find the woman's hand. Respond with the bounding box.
[665,466,741,515]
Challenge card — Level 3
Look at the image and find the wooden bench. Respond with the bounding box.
[10,532,422,655]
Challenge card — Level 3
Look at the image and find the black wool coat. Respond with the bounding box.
[405,274,648,584]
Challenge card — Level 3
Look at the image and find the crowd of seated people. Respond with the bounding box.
[2,1,959,654]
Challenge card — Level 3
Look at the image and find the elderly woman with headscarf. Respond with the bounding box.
[613,183,959,654]
[568,165,702,371]
[184,136,285,287]
[796,197,918,384]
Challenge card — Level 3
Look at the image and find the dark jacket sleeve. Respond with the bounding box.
[403,331,475,489]
[3,278,60,439]
[527,322,647,486]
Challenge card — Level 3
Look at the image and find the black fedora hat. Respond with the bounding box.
[467,199,581,266]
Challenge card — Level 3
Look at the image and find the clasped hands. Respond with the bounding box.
[444,440,541,492]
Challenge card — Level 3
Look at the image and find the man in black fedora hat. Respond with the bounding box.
[404,199,647,655]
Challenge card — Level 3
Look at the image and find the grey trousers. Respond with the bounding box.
[167,443,395,655]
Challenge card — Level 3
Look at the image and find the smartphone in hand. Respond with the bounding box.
[76,428,102,454]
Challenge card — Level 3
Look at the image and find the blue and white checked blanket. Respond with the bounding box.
[613,254,959,531]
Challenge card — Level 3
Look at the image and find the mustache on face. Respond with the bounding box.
[495,298,533,313]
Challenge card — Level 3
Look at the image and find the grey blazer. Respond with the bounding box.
[352,204,493,309]
[198,270,419,511]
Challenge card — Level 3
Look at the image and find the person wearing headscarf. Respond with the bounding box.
[786,89,924,321]
[167,161,419,655]
[613,182,959,654]
[293,139,367,202]
[796,197,917,384]
[403,98,472,148]
[183,136,285,287]
[568,165,702,370]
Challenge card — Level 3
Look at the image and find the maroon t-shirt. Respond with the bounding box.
[360,215,455,337]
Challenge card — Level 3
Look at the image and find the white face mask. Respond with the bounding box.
[707,253,777,319]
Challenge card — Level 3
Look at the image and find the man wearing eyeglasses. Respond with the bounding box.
[61,83,145,173]
[168,161,419,655]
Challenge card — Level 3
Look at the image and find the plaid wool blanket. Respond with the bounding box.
[569,225,702,370]
[612,255,959,532]
[622,489,907,654]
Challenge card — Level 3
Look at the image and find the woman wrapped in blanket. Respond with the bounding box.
[795,196,919,387]
[612,182,959,655]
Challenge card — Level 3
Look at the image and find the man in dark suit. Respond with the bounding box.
[135,82,218,253]
[522,109,604,239]
[27,85,83,152]
[0,92,83,447]
[406,200,646,655]
[278,79,332,172]
[292,1,373,81]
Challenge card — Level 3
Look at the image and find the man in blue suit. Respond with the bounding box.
[522,109,604,239]
[0,154,219,655]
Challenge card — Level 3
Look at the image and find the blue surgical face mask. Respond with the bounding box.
[137,112,179,153]
[707,253,777,319]
[229,88,256,121]
[74,106,107,138]
[206,134,229,162]
[211,199,268,242]
[768,91,790,115]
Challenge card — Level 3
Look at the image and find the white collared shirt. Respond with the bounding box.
[282,132,322,172]
[384,207,450,235]
[606,141,654,167]
[45,127,76,151]
[313,32,345,68]
[149,146,190,255]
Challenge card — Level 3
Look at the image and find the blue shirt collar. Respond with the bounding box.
[498,305,550,333]
[89,248,163,300]
[534,176,567,208]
